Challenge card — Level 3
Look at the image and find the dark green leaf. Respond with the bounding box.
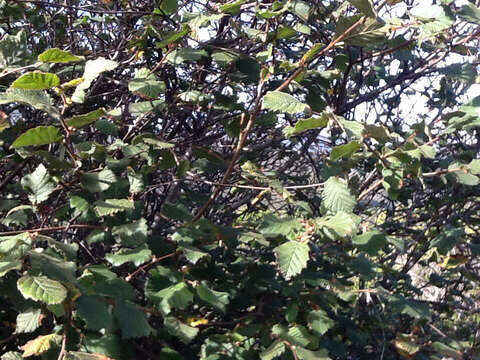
[196,282,230,313]
[308,310,334,335]
[75,295,113,331]
[114,300,152,338]
[352,231,387,255]
[105,244,152,267]
[163,316,199,344]
[65,109,106,128]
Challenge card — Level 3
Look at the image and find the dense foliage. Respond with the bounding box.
[1,0,480,359]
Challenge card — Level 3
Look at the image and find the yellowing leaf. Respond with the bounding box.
[187,317,208,327]
[440,254,468,269]
[20,333,61,357]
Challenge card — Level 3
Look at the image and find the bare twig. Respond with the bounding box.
[125,250,181,282]
[0,224,106,236]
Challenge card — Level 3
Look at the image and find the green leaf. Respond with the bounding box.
[17,275,67,305]
[0,31,29,69]
[66,352,114,360]
[212,50,240,67]
[363,124,391,142]
[260,214,302,236]
[12,125,62,148]
[469,159,480,175]
[105,244,152,267]
[111,218,148,246]
[72,57,118,103]
[159,0,178,14]
[0,260,22,277]
[21,164,55,204]
[128,68,165,98]
[330,141,361,161]
[153,282,193,315]
[308,310,334,335]
[81,335,122,359]
[220,0,245,15]
[321,177,356,214]
[335,116,364,140]
[11,71,59,90]
[347,0,376,17]
[94,118,118,136]
[262,91,310,114]
[129,100,165,116]
[65,109,106,128]
[284,115,329,137]
[196,282,230,313]
[81,168,117,192]
[16,308,42,333]
[69,195,89,213]
[275,241,309,280]
[261,340,286,360]
[271,324,315,347]
[113,300,152,338]
[176,159,190,177]
[382,167,403,200]
[390,295,431,320]
[1,352,22,360]
[0,233,31,256]
[38,48,82,63]
[156,25,190,48]
[0,88,59,119]
[458,3,480,24]
[285,303,299,323]
[318,212,360,237]
[181,245,210,264]
[94,198,134,217]
[448,162,479,186]
[296,347,331,360]
[165,48,208,65]
[75,295,113,331]
[440,63,477,84]
[287,0,310,21]
[186,12,224,30]
[335,15,388,46]
[29,251,77,283]
[431,227,464,255]
[163,316,199,344]
[349,255,377,280]
[431,342,463,359]
[352,231,387,256]
[179,90,212,103]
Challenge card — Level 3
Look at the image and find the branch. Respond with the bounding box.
[191,79,266,222]
[0,159,29,191]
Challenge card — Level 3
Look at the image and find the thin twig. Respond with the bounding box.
[125,250,181,282]
[14,0,152,15]
[0,224,106,236]
[358,179,382,201]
